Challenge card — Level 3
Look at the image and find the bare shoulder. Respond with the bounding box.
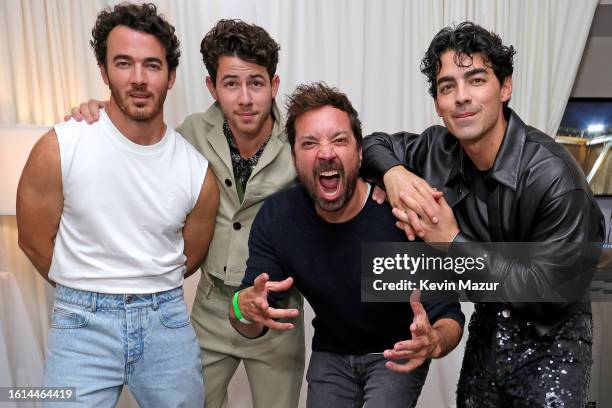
[21,129,61,185]
[29,129,60,165]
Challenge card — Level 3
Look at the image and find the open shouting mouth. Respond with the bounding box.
[317,168,342,200]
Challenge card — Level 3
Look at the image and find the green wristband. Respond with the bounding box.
[233,290,252,324]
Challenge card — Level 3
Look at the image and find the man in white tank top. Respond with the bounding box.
[16,4,219,407]
[64,20,305,408]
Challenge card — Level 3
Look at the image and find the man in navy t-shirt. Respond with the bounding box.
[229,82,464,408]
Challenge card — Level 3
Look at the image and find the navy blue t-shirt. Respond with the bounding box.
[242,184,464,354]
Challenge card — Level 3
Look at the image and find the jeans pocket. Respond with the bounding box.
[51,302,89,329]
[159,299,191,329]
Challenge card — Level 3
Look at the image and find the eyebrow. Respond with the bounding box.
[112,54,132,62]
[437,67,488,86]
[220,73,266,81]
[464,67,488,78]
[331,131,350,138]
[112,55,163,65]
[299,131,350,141]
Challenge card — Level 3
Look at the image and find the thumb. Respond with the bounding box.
[409,289,422,305]
[410,300,427,320]
[409,290,427,335]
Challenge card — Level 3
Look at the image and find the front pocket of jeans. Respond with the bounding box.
[51,305,89,329]
[159,299,190,329]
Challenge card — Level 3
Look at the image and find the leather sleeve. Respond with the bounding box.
[361,130,426,183]
[451,188,603,335]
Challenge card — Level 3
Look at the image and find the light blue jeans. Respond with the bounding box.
[43,284,204,407]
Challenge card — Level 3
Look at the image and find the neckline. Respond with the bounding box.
[99,109,171,155]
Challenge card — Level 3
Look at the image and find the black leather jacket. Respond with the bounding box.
[362,108,605,336]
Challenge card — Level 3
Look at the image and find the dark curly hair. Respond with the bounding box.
[91,3,180,71]
[285,82,362,152]
[201,19,280,85]
[421,22,515,101]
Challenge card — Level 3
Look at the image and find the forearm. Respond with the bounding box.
[183,252,205,278]
[182,168,219,278]
[18,238,55,285]
[431,318,463,358]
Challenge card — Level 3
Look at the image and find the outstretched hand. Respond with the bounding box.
[237,273,300,331]
[384,290,440,373]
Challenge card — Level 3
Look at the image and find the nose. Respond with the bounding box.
[454,83,471,106]
[317,142,336,160]
[238,84,252,106]
[130,64,146,85]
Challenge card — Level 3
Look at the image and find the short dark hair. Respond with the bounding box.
[91,2,180,71]
[201,19,280,85]
[421,22,515,100]
[285,82,362,152]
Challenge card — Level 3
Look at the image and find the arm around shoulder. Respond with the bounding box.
[16,129,63,284]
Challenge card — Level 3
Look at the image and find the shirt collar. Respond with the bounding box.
[445,107,526,191]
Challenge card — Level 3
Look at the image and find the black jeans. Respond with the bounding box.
[306,350,430,408]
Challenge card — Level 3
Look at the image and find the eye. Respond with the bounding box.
[250,80,264,88]
[146,62,162,71]
[301,141,316,149]
[439,83,454,94]
[116,60,130,68]
[224,81,236,88]
[333,137,348,145]
[472,77,486,85]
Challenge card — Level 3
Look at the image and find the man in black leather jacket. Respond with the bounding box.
[361,22,605,407]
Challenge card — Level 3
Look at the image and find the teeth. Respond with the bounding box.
[320,171,338,177]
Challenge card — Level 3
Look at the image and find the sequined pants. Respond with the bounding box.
[457,303,592,408]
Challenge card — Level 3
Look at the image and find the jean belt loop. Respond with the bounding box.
[152,292,159,310]
[91,292,97,313]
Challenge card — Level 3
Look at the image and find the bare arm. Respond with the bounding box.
[16,130,63,285]
[183,167,219,278]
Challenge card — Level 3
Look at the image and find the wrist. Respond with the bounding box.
[430,327,443,358]
[383,165,405,184]
[447,228,460,243]
[232,290,253,324]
